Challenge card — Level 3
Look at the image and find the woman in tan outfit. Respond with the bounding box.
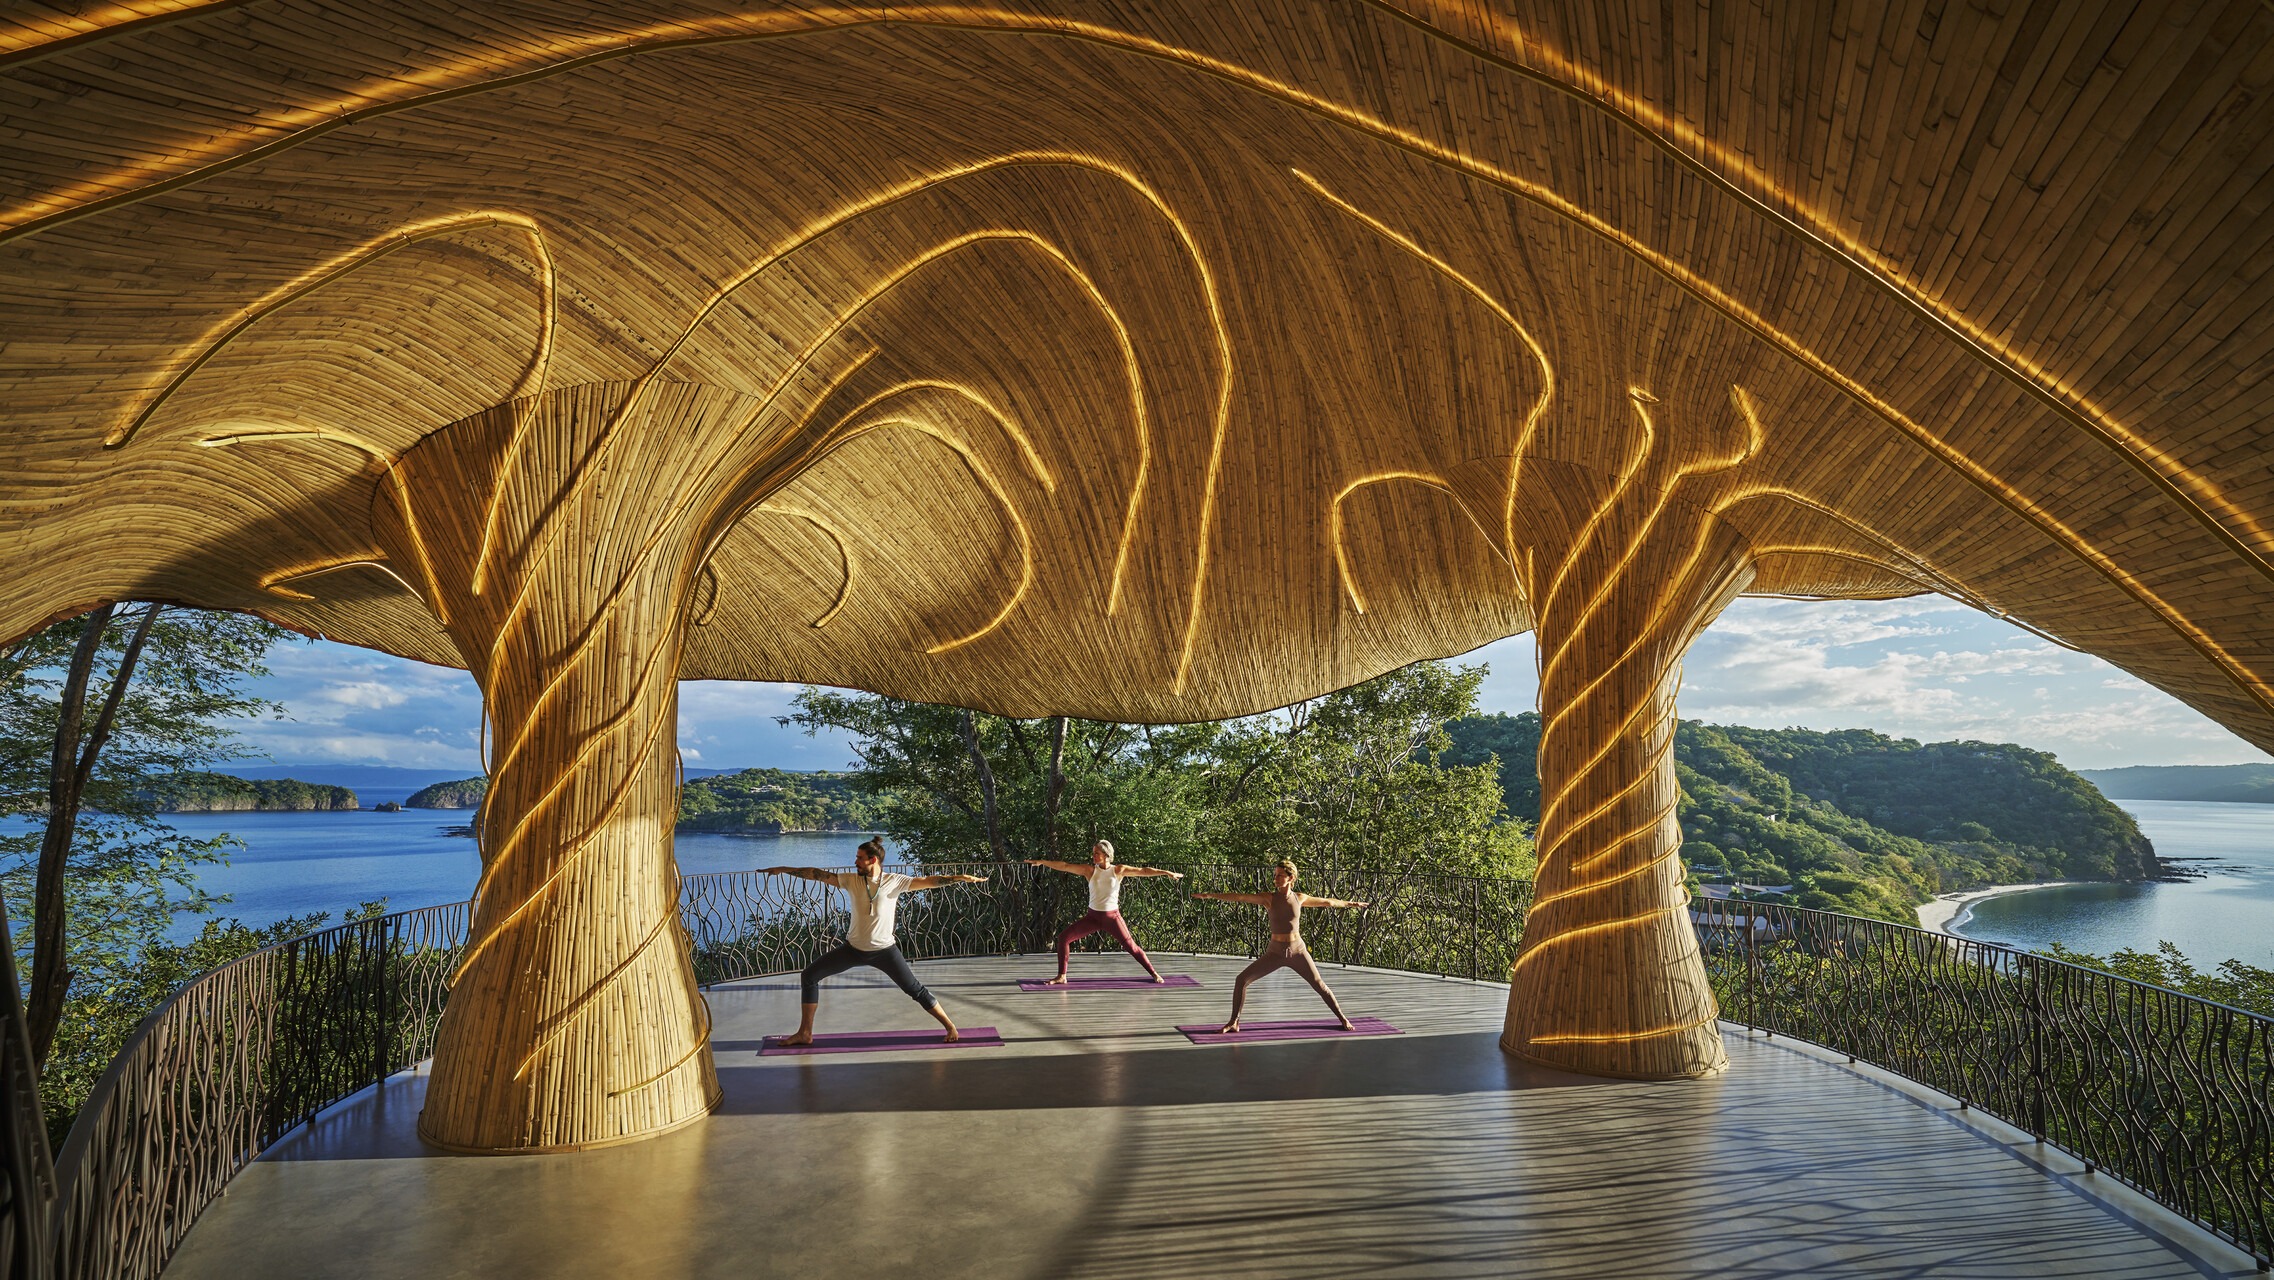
[1191,859,1368,1033]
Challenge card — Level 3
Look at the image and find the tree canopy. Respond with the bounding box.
[781,660,1532,879]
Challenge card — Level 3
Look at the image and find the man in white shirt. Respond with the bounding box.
[764,838,986,1045]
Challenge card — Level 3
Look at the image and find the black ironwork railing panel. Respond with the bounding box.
[1701,899,2273,1267]
[50,901,467,1280]
[678,863,1532,988]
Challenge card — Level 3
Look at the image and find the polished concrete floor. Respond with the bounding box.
[166,955,2253,1279]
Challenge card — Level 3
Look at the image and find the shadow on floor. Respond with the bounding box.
[713,1031,1607,1115]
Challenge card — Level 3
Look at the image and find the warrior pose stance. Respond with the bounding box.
[1026,840,1184,984]
[1193,859,1368,1033]
[765,838,986,1045]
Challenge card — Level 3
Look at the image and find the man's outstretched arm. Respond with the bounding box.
[907,873,989,892]
[1192,891,1266,904]
[763,866,839,885]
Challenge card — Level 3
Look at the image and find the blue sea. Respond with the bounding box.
[1949,799,2274,969]
[3,783,870,941]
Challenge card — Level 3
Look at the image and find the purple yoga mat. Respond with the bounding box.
[1176,1017,1401,1045]
[1016,975,1201,992]
[759,1027,1003,1056]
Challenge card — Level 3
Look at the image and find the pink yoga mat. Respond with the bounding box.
[1016,975,1200,992]
[1176,1017,1401,1045]
[759,1027,1003,1056]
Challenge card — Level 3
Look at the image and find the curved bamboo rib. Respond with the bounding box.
[258,555,421,601]
[195,430,450,624]
[1329,470,1514,614]
[451,685,679,986]
[1528,1008,1718,1046]
[1290,168,1555,558]
[746,504,858,628]
[1348,0,2274,577]
[18,9,2243,713]
[1509,900,1687,974]
[814,417,1035,654]
[0,0,253,70]
[109,212,554,449]
[607,975,713,1100]
[510,906,680,1081]
[828,381,1054,491]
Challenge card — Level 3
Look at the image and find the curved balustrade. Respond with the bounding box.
[47,903,467,1280]
[8,874,2267,1278]
[1695,899,2273,1270]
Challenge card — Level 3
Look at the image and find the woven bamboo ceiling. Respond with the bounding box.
[3,1,2270,745]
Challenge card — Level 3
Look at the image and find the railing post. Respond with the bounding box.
[2025,953,2046,1141]
[1470,879,1480,982]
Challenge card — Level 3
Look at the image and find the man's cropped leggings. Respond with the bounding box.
[800,942,937,1009]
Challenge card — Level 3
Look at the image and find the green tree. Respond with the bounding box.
[781,692,1219,864]
[782,660,1531,878]
[0,605,290,1067]
[1201,662,1531,879]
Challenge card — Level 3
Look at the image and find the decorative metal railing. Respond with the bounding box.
[22,872,2273,1278]
[48,903,466,1280]
[678,862,1534,986]
[1695,899,2274,1269]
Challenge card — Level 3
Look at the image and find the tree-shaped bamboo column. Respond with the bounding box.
[371,376,850,1151]
[1501,388,1758,1079]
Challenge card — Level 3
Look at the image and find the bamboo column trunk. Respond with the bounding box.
[1501,439,1753,1079]
[371,381,803,1151]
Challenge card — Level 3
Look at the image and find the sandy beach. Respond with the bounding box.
[1914,881,2075,936]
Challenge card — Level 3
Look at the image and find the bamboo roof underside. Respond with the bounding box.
[2,1,2271,747]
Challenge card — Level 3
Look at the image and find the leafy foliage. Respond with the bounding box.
[781,660,1532,877]
[2042,941,2274,1019]
[35,902,386,1148]
[1445,712,2159,922]
[147,771,357,811]
[677,769,876,832]
[1,605,291,1087]
[404,777,488,809]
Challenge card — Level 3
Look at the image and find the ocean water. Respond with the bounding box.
[2,786,871,941]
[1950,799,2274,969]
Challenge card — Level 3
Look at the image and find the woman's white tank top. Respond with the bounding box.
[1087,865,1122,912]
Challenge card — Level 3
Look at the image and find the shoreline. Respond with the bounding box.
[1914,881,2076,936]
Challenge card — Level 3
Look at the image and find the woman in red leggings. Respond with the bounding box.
[1028,840,1184,983]
[1193,859,1369,1033]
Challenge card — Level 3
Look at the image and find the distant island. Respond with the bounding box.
[1447,715,2162,923]
[404,778,487,809]
[402,767,876,833]
[2078,763,2274,805]
[148,771,358,812]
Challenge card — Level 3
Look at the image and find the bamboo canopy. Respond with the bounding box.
[4,1,2271,1141]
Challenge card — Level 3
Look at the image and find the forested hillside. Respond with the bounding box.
[147,772,357,811]
[1445,714,2159,923]
[676,769,875,833]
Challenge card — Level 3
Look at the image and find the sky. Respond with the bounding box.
[222,594,2270,777]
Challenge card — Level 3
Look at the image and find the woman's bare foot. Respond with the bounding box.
[1337,1017,1356,1031]
[1150,974,1168,984]
[1218,1022,1239,1035]
[1043,974,1070,985]
[942,1021,961,1043]
[779,1030,814,1047]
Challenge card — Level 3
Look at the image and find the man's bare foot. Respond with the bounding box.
[779,1031,814,1047]
[1218,1022,1239,1035]
[1338,1018,1356,1031]
[1043,974,1070,985]
[1151,975,1169,984]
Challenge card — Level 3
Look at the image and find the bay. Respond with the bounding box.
[1950,799,2274,968]
[2,799,873,941]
